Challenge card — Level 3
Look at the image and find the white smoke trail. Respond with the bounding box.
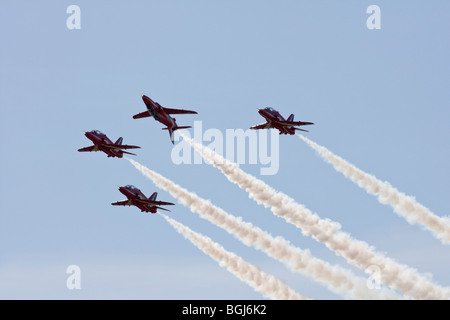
[298,134,450,244]
[181,135,450,300]
[129,159,400,299]
[163,214,308,300]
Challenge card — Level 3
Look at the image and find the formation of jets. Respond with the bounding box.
[78,94,314,214]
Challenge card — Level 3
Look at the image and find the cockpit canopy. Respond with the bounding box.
[125,185,139,190]
[266,107,276,112]
[92,130,105,135]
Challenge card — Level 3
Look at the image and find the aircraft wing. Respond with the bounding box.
[78,146,96,152]
[111,200,131,206]
[135,199,175,206]
[293,121,314,126]
[121,150,137,156]
[277,120,314,127]
[133,111,152,119]
[162,107,198,115]
[103,144,141,150]
[155,206,171,212]
[250,123,271,130]
[152,200,175,206]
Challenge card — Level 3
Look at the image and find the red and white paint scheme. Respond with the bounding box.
[78,130,140,158]
[133,95,197,144]
[250,107,314,135]
[112,185,175,213]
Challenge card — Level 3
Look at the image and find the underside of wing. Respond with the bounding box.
[250,122,271,130]
[121,150,137,156]
[293,121,314,126]
[103,144,141,150]
[111,200,131,206]
[152,200,175,206]
[162,107,197,115]
[155,206,171,212]
[137,199,175,206]
[78,146,96,152]
[133,111,152,119]
[277,120,314,127]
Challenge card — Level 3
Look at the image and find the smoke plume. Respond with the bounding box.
[129,158,400,299]
[298,134,450,244]
[163,214,308,300]
[181,135,450,300]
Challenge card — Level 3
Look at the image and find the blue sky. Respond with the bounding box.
[0,1,449,299]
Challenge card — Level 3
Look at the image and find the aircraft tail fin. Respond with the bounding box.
[287,114,295,122]
[149,192,157,201]
[169,128,175,144]
[115,137,123,145]
[162,126,191,144]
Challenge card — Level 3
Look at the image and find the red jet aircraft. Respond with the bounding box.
[112,185,175,213]
[78,130,140,158]
[250,107,314,134]
[133,95,197,144]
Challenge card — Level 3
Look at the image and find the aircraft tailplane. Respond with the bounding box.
[174,126,192,130]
